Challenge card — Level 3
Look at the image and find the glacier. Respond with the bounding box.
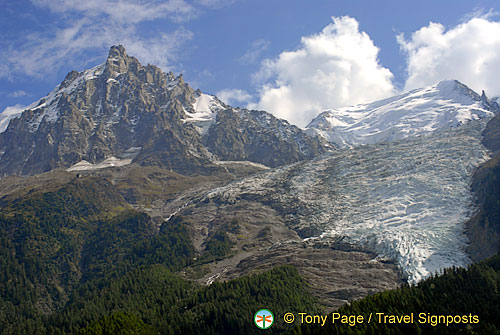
[204,79,499,283]
[206,120,491,283]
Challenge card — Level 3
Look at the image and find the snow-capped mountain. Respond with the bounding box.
[0,46,328,176]
[1,44,498,287]
[306,80,499,147]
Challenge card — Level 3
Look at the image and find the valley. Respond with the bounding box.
[0,45,499,334]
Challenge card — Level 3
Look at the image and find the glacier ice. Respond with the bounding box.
[205,119,491,283]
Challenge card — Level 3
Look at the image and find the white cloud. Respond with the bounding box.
[31,0,196,23]
[252,16,396,127]
[195,0,237,9]
[216,88,252,106]
[8,90,29,98]
[1,0,198,79]
[399,16,500,97]
[118,28,194,70]
[239,39,270,65]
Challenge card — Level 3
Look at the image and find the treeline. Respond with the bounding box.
[0,177,195,334]
[72,265,317,335]
[2,175,499,334]
[0,176,318,334]
[288,255,500,335]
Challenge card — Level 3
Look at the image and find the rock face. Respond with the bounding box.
[466,152,500,261]
[205,109,328,168]
[483,113,500,153]
[0,45,328,176]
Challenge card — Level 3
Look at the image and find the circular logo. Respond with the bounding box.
[254,309,274,329]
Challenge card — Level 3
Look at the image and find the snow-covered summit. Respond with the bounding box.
[0,64,105,134]
[306,80,498,147]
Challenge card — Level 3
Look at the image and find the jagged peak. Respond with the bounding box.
[107,45,128,61]
[166,71,176,81]
[176,73,185,85]
[104,45,137,76]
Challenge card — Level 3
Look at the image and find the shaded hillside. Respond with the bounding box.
[483,113,500,153]
[289,255,500,335]
[467,152,500,260]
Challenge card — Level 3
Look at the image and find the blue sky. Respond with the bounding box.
[2,0,500,126]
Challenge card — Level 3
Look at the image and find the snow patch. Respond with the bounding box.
[117,147,142,159]
[67,156,132,171]
[0,104,27,133]
[182,93,225,135]
[214,160,270,169]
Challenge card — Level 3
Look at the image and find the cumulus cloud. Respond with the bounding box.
[252,16,396,127]
[216,88,252,106]
[399,16,500,97]
[1,0,198,79]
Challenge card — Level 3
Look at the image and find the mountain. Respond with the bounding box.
[306,80,499,147]
[170,80,500,285]
[1,45,500,334]
[0,45,328,177]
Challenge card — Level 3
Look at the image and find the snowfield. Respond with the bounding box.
[306,80,495,148]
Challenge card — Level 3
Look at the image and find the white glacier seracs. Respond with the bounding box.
[313,122,491,283]
[204,120,492,283]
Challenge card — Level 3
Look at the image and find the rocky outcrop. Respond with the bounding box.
[205,109,330,168]
[466,152,500,261]
[483,114,500,153]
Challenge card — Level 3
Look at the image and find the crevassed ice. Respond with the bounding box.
[205,119,491,283]
[300,121,490,282]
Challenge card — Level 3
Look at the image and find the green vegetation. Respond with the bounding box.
[0,177,318,334]
[289,255,500,335]
[77,312,158,335]
[175,265,318,335]
[199,231,234,262]
[2,175,499,335]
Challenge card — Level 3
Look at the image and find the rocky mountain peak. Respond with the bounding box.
[105,44,133,75]
[60,70,81,89]
[0,45,328,176]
